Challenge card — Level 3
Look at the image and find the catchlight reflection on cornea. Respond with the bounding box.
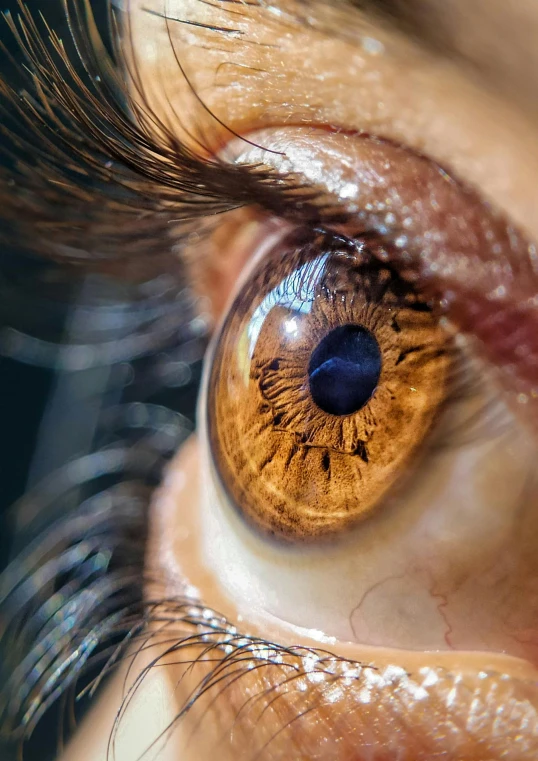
[201,127,538,662]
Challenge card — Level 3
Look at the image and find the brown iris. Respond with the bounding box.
[207,233,452,541]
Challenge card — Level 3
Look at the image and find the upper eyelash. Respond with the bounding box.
[0,0,329,274]
[4,0,535,409]
[0,0,420,289]
[0,2,349,746]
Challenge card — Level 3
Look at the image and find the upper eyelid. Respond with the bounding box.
[137,0,538,253]
[2,2,538,422]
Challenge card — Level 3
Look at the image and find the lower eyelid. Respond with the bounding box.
[146,438,538,761]
[151,438,538,667]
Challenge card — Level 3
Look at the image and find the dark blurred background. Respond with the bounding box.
[0,0,71,571]
[0,2,205,757]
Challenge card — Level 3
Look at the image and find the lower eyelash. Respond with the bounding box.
[0,398,190,745]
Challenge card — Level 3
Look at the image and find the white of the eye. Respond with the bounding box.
[198,346,538,655]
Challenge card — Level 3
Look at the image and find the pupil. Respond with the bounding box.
[308,324,382,415]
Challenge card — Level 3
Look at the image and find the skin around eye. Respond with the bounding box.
[136,134,538,758]
[79,3,538,761]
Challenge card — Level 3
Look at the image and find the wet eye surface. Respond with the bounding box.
[208,232,452,540]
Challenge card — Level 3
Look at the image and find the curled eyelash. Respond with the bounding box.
[0,0,328,276]
[0,2,331,753]
[0,2,293,752]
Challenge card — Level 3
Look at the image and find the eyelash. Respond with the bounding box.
[0,2,341,279]
[0,1,337,751]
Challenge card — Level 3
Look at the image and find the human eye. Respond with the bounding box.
[173,145,538,757]
[1,1,538,760]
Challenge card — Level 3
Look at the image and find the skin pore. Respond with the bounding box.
[61,0,538,759]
